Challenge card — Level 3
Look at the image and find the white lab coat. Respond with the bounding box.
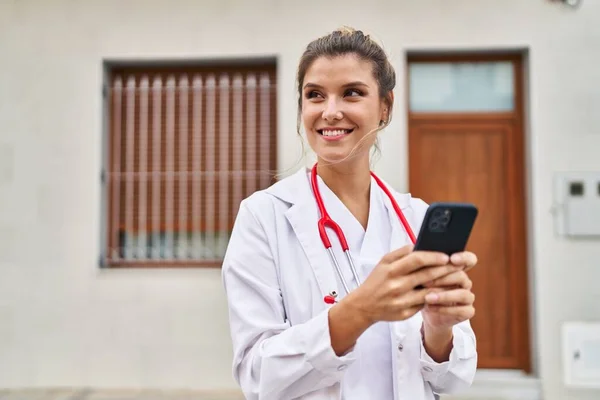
[222,167,477,400]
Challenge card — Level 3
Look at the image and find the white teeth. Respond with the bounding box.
[321,129,350,136]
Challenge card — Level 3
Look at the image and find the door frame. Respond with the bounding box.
[405,52,532,373]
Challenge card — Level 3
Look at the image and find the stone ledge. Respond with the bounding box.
[441,369,542,400]
[0,389,245,400]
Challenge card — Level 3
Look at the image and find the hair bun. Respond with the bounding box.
[336,26,355,35]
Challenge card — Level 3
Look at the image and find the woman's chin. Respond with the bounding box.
[316,149,361,165]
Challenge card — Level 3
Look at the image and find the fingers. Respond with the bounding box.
[424,289,475,306]
[424,305,476,319]
[424,270,472,290]
[383,288,440,321]
[391,288,430,309]
[392,251,450,275]
[450,251,478,272]
[394,304,423,321]
[380,244,414,263]
[407,264,461,289]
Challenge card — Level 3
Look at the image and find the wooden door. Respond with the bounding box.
[407,55,530,371]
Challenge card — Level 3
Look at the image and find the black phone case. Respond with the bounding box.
[413,202,478,256]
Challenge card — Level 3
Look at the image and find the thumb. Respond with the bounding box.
[381,244,414,263]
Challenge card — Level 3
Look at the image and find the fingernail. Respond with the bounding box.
[425,293,439,303]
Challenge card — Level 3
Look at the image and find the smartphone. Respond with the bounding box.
[414,202,478,255]
[413,202,478,289]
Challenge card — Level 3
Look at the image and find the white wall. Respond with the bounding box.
[1,0,599,399]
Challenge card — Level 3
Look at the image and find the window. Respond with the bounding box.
[408,61,514,112]
[102,61,277,268]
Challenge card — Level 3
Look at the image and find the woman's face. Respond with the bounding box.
[301,53,388,166]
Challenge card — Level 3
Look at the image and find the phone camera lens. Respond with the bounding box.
[429,208,452,232]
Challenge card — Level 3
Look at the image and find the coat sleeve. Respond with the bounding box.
[221,199,356,400]
[419,320,478,394]
[409,197,478,394]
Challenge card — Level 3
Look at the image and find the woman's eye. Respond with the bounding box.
[306,91,323,99]
[345,89,363,97]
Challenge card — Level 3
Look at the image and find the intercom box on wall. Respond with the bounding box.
[562,321,600,389]
[553,172,600,237]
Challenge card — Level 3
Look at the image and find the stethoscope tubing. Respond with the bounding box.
[311,163,415,295]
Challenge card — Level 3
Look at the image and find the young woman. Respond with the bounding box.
[222,27,478,400]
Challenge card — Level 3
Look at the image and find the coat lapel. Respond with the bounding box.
[378,180,418,340]
[265,168,340,300]
[379,180,415,252]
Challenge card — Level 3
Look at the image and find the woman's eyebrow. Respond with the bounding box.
[342,81,369,88]
[303,81,369,89]
[303,82,322,90]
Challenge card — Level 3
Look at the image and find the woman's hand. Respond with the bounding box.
[328,246,471,356]
[421,251,478,330]
[417,251,477,362]
[341,244,463,325]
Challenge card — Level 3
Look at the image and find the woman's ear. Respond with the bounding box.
[379,108,388,126]
[380,92,393,124]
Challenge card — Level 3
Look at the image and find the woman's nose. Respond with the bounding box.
[322,98,343,121]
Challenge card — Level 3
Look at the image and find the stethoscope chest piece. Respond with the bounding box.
[323,291,338,304]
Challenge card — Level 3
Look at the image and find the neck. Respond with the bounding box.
[316,157,371,204]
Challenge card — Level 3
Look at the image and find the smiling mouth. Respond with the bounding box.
[317,129,354,136]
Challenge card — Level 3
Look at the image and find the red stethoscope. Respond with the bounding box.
[310,163,417,304]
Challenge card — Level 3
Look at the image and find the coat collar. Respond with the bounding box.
[264,167,416,304]
[265,167,413,210]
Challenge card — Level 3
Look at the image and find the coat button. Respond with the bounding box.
[397,344,403,352]
[337,364,347,371]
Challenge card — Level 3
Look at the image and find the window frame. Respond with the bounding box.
[99,57,278,269]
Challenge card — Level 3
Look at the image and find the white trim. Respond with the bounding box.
[442,369,542,400]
